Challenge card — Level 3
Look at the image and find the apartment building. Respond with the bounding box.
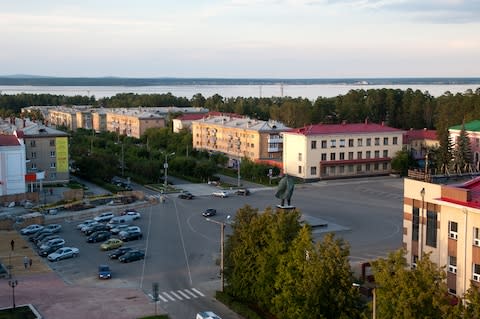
[403,128,439,164]
[403,177,480,298]
[282,121,404,180]
[449,120,480,168]
[0,134,26,195]
[191,115,289,162]
[106,110,166,138]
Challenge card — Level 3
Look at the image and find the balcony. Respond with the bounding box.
[268,137,283,144]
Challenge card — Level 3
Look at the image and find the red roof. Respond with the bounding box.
[403,129,438,143]
[0,135,20,146]
[177,113,206,121]
[288,122,402,136]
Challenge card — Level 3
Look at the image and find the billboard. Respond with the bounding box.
[56,137,69,173]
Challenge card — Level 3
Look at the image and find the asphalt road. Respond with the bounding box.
[43,176,403,319]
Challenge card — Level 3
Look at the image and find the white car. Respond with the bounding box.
[110,224,131,235]
[20,224,44,235]
[77,219,96,230]
[47,247,80,261]
[118,226,141,236]
[44,224,62,233]
[196,311,222,319]
[125,211,141,220]
[81,221,100,232]
[39,238,65,250]
[212,191,229,198]
[94,212,115,222]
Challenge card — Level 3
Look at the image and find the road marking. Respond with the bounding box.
[170,290,183,300]
[162,292,176,301]
[157,294,168,302]
[177,290,190,299]
[192,288,205,296]
[152,288,205,302]
[184,289,197,298]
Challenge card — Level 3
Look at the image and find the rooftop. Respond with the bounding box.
[0,135,20,146]
[450,120,480,132]
[403,128,438,143]
[286,121,403,136]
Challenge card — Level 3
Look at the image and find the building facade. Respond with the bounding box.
[106,111,166,139]
[403,128,439,164]
[282,121,404,180]
[404,177,480,298]
[0,135,26,195]
[449,120,480,169]
[191,115,289,162]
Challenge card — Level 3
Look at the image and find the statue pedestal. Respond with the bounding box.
[276,205,296,210]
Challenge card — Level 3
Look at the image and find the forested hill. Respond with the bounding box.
[0,76,480,86]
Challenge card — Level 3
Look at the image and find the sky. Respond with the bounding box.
[1,0,479,78]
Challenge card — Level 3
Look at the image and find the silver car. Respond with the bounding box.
[47,247,80,262]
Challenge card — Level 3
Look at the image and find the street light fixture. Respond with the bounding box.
[8,279,18,310]
[164,152,175,192]
[206,215,231,292]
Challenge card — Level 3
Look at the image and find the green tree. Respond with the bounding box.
[436,130,453,174]
[453,121,473,173]
[391,149,416,176]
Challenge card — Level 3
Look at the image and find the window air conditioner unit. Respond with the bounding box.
[475,239,480,246]
[449,232,458,240]
[448,266,457,274]
[474,274,480,282]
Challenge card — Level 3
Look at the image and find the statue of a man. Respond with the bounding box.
[275,174,295,207]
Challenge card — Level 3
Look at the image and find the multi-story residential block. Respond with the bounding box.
[449,120,480,168]
[282,121,404,180]
[403,177,480,298]
[192,115,289,162]
[172,111,231,133]
[106,110,166,138]
[0,134,26,195]
[19,124,70,185]
[404,128,439,164]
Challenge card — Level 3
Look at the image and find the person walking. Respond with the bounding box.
[29,257,33,268]
[23,256,29,269]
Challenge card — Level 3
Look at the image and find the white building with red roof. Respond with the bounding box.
[282,120,405,180]
[0,134,26,195]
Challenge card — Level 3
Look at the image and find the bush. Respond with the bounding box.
[215,291,265,319]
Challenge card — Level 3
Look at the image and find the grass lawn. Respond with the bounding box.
[0,306,37,319]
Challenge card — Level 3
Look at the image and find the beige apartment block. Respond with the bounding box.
[106,110,165,138]
[49,107,79,131]
[192,115,289,162]
[404,177,480,298]
[282,121,404,180]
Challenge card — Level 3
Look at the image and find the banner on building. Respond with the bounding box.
[56,137,69,173]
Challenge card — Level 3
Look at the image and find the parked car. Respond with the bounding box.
[119,230,143,241]
[108,247,134,259]
[196,311,222,319]
[36,234,61,247]
[98,264,112,279]
[178,192,194,199]
[107,215,135,228]
[77,219,96,230]
[235,188,251,196]
[110,224,131,235]
[87,231,111,243]
[20,224,44,235]
[124,211,141,220]
[39,238,65,251]
[202,208,217,217]
[39,241,65,257]
[84,224,110,236]
[212,191,229,198]
[81,221,100,233]
[29,229,53,242]
[93,212,115,222]
[43,224,62,233]
[119,250,145,263]
[100,238,123,251]
[47,247,79,261]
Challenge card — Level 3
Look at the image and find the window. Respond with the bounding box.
[412,207,419,241]
[383,137,388,145]
[310,166,317,175]
[50,162,56,169]
[348,139,354,147]
[348,152,354,160]
[329,166,336,174]
[357,138,363,147]
[50,172,56,179]
[393,137,398,145]
[357,151,362,159]
[366,151,371,159]
[339,152,345,160]
[298,166,302,174]
[339,166,345,173]
[339,139,345,148]
[375,137,380,145]
[50,151,56,158]
[366,138,371,146]
[311,141,317,149]
[449,221,458,239]
[30,140,36,147]
[375,150,380,158]
[330,153,336,161]
[348,165,354,172]
[330,139,336,148]
[31,152,36,159]
[374,163,379,170]
[31,163,36,169]
[298,153,302,161]
[383,163,388,170]
[366,163,371,171]
[356,164,362,172]
[321,140,327,148]
[426,211,437,247]
[448,256,457,274]
[321,153,327,161]
[50,139,55,146]
[474,264,480,282]
[251,143,254,148]
[383,150,388,158]
[474,227,480,246]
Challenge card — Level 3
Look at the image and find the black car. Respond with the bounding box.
[87,231,111,243]
[29,229,53,242]
[119,230,143,242]
[39,242,64,257]
[108,247,134,259]
[36,235,61,247]
[202,208,217,217]
[235,188,251,196]
[84,224,110,236]
[178,192,194,199]
[119,250,145,263]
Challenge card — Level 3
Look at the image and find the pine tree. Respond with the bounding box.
[437,129,453,174]
[453,122,472,173]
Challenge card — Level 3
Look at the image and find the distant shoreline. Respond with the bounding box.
[0,76,480,87]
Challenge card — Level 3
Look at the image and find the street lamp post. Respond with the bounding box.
[8,279,18,310]
[420,187,425,258]
[163,152,175,192]
[206,216,230,292]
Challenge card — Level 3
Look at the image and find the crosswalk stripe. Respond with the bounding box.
[192,288,205,297]
[157,294,168,302]
[177,290,190,299]
[170,291,183,300]
[184,289,198,298]
[162,292,176,301]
